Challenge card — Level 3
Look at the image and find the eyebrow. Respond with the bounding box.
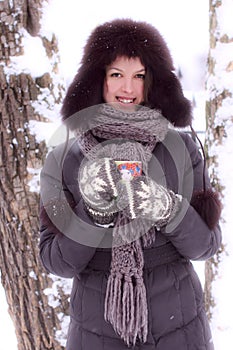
[107,67,146,73]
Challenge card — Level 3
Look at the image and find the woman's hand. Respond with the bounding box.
[117,176,181,228]
[79,157,121,224]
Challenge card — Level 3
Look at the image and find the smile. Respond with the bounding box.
[117,97,136,104]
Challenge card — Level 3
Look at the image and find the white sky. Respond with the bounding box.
[0,0,211,349]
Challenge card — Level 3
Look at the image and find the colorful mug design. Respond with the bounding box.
[115,161,142,181]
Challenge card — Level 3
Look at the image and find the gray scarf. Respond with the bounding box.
[76,104,169,345]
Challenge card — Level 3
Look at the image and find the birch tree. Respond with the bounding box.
[0,1,71,349]
[205,0,233,348]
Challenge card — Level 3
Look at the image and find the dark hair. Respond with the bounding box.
[142,66,153,107]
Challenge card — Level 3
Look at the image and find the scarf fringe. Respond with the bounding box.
[104,268,148,346]
[135,279,148,343]
[104,221,149,346]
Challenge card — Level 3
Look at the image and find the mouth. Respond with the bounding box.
[116,96,136,104]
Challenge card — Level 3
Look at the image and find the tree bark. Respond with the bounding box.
[0,1,70,349]
[205,0,233,345]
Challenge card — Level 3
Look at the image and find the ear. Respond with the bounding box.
[190,189,222,230]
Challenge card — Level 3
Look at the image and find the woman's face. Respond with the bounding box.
[103,56,145,108]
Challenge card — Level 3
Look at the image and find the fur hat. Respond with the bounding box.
[61,18,192,128]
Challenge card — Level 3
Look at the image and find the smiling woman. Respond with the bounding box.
[39,18,221,350]
[60,18,192,127]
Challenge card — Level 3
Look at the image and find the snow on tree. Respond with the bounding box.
[0,1,71,349]
[205,0,233,348]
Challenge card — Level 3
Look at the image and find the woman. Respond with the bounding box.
[39,19,222,349]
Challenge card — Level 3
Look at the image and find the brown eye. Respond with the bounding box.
[135,74,145,80]
[110,72,122,78]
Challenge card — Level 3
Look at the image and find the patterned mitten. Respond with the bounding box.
[79,157,121,224]
[117,176,182,228]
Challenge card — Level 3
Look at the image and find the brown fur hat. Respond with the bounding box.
[61,18,192,128]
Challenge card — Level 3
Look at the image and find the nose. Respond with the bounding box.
[121,77,133,93]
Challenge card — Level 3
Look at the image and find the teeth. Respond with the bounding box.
[118,97,134,104]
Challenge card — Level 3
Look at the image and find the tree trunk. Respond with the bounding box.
[0,1,70,349]
[205,0,233,347]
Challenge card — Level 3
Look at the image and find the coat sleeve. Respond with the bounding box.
[162,133,222,261]
[39,145,109,278]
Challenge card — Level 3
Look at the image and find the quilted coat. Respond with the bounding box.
[39,129,222,350]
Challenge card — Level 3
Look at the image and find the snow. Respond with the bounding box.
[207,42,233,99]
[56,312,71,347]
[1,0,231,349]
[27,167,41,193]
[29,270,38,280]
[205,1,233,348]
[209,128,233,349]
[215,0,233,36]
[43,275,72,346]
[43,275,72,308]
[28,119,61,144]
[4,28,51,77]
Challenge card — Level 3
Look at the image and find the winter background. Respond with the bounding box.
[0,0,232,349]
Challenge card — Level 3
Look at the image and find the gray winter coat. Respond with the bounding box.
[39,130,221,350]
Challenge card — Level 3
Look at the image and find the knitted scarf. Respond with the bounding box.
[76,104,169,345]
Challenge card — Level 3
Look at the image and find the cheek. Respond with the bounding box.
[137,82,145,101]
[103,80,118,102]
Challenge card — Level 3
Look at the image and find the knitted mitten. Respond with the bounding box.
[79,157,121,224]
[117,176,182,228]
